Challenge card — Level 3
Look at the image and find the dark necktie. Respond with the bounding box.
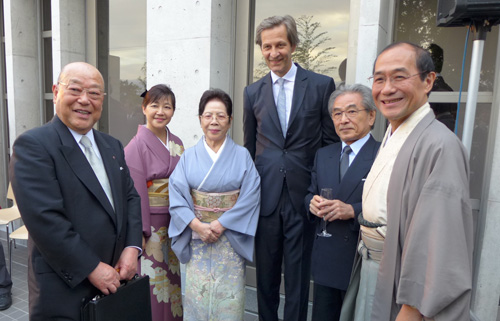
[340,145,352,181]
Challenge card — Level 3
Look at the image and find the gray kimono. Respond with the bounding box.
[372,110,474,320]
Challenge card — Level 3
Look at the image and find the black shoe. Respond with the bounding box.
[0,292,12,310]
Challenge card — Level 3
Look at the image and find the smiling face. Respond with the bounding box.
[332,93,376,145]
[260,24,296,77]
[53,63,105,135]
[200,99,231,146]
[372,44,435,131]
[143,96,174,135]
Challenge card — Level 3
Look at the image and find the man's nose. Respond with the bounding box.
[270,47,280,57]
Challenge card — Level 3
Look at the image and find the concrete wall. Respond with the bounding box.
[147,0,235,149]
[4,0,43,145]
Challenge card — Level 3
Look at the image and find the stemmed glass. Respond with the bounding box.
[317,188,333,237]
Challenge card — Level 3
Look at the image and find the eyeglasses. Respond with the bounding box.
[59,82,106,100]
[200,112,229,122]
[332,108,368,121]
[368,71,428,87]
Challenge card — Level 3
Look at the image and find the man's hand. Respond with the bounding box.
[88,262,121,295]
[114,247,139,281]
[395,304,424,321]
[316,199,355,222]
[210,220,226,238]
[190,218,218,243]
[309,195,325,217]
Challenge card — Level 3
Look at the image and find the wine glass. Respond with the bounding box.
[318,188,333,237]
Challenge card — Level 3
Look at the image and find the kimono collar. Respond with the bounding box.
[203,135,228,162]
[386,103,431,145]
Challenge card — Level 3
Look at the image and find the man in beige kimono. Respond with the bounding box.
[341,42,473,321]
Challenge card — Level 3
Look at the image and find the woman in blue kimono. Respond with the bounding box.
[168,89,261,321]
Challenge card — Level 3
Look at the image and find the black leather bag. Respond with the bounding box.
[81,275,152,321]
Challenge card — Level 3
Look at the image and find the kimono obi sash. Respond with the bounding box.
[191,189,240,223]
[147,178,169,207]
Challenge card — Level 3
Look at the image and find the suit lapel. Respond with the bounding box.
[338,136,378,201]
[325,144,341,196]
[262,74,283,135]
[95,132,122,231]
[53,117,117,226]
[288,65,307,129]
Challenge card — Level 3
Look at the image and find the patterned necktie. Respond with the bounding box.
[80,135,114,209]
[277,78,287,137]
[340,145,352,181]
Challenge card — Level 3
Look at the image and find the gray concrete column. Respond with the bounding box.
[4,0,42,143]
[348,0,394,141]
[147,0,235,148]
[51,0,87,81]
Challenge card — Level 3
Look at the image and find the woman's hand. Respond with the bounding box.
[190,218,218,243]
[210,220,226,238]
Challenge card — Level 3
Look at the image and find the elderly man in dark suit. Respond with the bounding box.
[243,15,338,321]
[9,62,142,320]
[305,84,380,321]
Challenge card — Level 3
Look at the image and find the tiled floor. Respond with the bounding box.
[0,234,29,321]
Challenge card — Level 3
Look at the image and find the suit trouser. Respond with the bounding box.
[255,183,314,321]
[0,243,12,295]
[312,283,345,321]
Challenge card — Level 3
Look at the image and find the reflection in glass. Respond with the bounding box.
[455,103,490,199]
[108,0,146,145]
[394,0,498,92]
[394,0,497,199]
[253,0,349,85]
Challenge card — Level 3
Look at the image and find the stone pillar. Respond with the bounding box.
[51,0,87,82]
[4,0,42,144]
[147,0,235,148]
[348,0,395,140]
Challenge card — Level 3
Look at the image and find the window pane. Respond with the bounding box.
[43,37,53,93]
[44,99,54,123]
[394,0,496,199]
[42,0,51,31]
[107,0,146,145]
[253,1,349,86]
[394,0,498,92]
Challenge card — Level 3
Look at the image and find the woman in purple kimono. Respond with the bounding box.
[125,84,184,320]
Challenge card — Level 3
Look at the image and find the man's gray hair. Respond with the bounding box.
[328,84,376,115]
[255,15,299,48]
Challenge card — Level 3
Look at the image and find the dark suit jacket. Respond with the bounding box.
[243,64,338,215]
[9,116,142,320]
[304,135,380,290]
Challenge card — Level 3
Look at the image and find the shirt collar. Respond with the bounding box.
[271,62,297,84]
[341,132,371,156]
[68,127,96,146]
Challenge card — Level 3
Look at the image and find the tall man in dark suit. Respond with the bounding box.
[243,15,338,321]
[9,62,142,320]
[305,84,379,321]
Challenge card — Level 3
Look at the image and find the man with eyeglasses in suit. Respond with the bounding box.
[9,62,142,320]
